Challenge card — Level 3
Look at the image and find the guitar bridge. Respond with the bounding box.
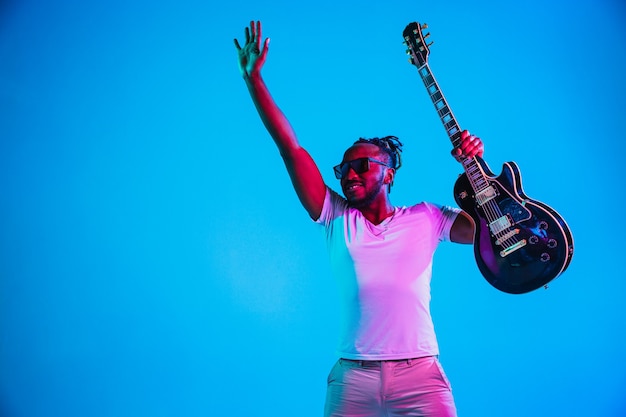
[495,228,520,245]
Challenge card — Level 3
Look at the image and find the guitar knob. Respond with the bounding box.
[529,235,539,244]
[547,239,557,248]
[540,253,551,262]
[539,221,549,230]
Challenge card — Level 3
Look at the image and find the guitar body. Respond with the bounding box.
[453,158,574,293]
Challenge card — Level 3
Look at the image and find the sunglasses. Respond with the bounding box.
[333,157,391,179]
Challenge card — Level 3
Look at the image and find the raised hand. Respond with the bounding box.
[234,20,270,78]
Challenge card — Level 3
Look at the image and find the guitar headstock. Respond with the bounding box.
[403,22,432,68]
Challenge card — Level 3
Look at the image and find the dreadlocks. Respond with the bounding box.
[354,136,403,171]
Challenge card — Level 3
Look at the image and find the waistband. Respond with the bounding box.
[340,356,436,368]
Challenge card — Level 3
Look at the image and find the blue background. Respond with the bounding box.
[1,0,625,416]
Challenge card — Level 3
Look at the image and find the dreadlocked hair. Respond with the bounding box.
[354,135,403,170]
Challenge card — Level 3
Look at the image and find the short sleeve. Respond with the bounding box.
[315,187,349,227]
[425,202,462,242]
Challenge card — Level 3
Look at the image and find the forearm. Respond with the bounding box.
[242,71,326,220]
[244,72,301,157]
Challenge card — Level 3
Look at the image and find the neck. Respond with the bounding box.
[357,197,395,225]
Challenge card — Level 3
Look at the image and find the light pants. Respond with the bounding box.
[324,356,457,417]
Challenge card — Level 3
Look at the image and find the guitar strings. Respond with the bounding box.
[466,157,520,249]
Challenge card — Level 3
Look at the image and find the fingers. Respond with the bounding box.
[456,130,484,159]
[235,21,267,56]
[249,20,261,47]
[235,21,259,49]
[243,21,262,50]
[249,20,256,42]
[261,37,270,57]
[256,21,262,50]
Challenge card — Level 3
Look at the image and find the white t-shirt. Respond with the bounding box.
[316,187,461,360]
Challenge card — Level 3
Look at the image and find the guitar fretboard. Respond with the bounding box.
[416,64,489,195]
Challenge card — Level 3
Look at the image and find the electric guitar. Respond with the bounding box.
[402,22,574,294]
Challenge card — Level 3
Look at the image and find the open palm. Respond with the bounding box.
[234,21,270,77]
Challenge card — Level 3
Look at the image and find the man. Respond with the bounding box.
[234,21,484,417]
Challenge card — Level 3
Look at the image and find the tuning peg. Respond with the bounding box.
[424,33,431,40]
[421,23,429,29]
[427,41,434,47]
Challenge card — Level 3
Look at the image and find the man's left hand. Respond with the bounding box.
[452,130,484,160]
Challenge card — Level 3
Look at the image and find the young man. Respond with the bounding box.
[234,21,484,417]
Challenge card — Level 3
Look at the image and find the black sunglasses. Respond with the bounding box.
[333,157,391,179]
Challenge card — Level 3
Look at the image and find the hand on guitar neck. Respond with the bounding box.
[453,130,484,161]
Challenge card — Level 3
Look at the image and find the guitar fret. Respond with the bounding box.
[420,69,433,83]
[465,162,488,191]
[430,91,443,104]
[467,167,483,177]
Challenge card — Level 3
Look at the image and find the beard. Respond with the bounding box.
[345,177,386,208]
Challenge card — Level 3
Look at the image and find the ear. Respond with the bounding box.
[384,168,396,194]
[384,168,396,185]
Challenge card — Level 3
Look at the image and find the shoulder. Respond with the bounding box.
[315,187,349,225]
[401,201,461,225]
[404,201,449,214]
[326,187,348,211]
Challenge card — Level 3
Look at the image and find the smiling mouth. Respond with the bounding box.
[345,182,362,192]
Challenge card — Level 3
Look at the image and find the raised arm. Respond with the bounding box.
[234,21,326,220]
[449,130,484,244]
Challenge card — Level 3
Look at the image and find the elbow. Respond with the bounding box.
[451,212,476,244]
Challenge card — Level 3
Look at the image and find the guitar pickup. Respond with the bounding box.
[475,185,497,206]
[489,215,512,235]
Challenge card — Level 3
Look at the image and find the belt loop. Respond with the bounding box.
[407,358,413,366]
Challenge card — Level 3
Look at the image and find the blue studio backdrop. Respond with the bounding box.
[1,1,625,416]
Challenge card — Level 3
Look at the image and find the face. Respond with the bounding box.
[337,143,394,208]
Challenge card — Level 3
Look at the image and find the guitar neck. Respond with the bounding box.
[416,63,490,193]
[416,63,463,148]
